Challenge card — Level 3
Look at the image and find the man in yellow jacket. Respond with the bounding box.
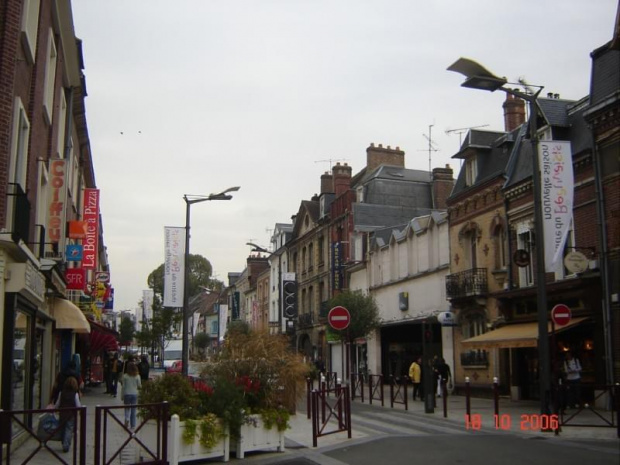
[408,356,422,401]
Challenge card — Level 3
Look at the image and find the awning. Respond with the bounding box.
[88,320,119,353]
[53,298,90,333]
[462,317,589,349]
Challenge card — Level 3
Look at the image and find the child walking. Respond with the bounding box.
[55,376,81,453]
[120,362,141,429]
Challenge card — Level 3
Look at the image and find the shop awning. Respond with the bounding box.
[462,317,589,349]
[88,320,119,353]
[53,298,90,333]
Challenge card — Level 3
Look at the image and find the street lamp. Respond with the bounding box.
[448,58,551,415]
[246,242,284,333]
[182,186,240,377]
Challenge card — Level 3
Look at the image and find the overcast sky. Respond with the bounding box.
[71,0,618,312]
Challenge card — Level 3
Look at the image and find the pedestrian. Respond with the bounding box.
[51,360,80,403]
[54,376,81,453]
[103,351,111,393]
[120,362,142,429]
[110,353,120,397]
[434,357,452,398]
[563,350,582,408]
[408,356,422,401]
[138,355,150,383]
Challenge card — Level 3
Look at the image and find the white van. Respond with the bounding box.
[162,339,183,369]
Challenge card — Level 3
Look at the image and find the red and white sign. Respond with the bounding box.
[328,306,351,331]
[82,188,100,270]
[65,268,85,290]
[551,304,572,326]
[47,159,67,245]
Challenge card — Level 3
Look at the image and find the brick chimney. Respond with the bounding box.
[503,93,526,132]
[332,162,352,196]
[321,171,333,194]
[432,164,454,209]
[366,143,405,172]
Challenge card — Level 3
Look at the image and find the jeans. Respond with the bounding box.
[124,394,138,428]
[62,418,75,452]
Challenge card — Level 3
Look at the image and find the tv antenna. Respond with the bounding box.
[314,158,348,170]
[445,124,489,147]
[418,125,439,179]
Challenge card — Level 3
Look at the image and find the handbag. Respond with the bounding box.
[37,412,62,441]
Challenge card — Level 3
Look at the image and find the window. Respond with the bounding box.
[517,228,534,287]
[308,243,314,270]
[20,0,41,64]
[318,236,325,265]
[210,320,218,335]
[462,312,487,340]
[42,29,57,124]
[465,156,478,186]
[7,98,31,230]
[56,89,67,157]
[493,224,508,270]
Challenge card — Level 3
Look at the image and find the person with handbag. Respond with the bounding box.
[55,376,81,453]
[120,362,142,429]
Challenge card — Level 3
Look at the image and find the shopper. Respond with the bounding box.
[54,376,81,453]
[138,355,150,383]
[563,350,582,408]
[120,362,142,429]
[408,356,422,401]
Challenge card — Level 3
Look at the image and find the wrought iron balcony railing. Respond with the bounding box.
[461,350,489,367]
[445,268,488,300]
[298,312,314,328]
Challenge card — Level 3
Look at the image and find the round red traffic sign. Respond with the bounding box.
[551,304,572,326]
[328,306,351,331]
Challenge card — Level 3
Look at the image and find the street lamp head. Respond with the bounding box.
[185,186,240,204]
[246,242,270,254]
[447,57,508,92]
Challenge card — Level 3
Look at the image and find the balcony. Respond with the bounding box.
[298,312,314,328]
[446,268,488,300]
[461,350,489,367]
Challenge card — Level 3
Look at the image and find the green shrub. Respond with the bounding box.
[139,373,200,420]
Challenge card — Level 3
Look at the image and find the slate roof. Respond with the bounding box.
[538,98,574,127]
[450,128,515,199]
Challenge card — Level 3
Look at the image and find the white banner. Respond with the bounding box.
[164,227,185,307]
[538,141,573,272]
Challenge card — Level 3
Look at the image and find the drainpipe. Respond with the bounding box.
[591,140,614,386]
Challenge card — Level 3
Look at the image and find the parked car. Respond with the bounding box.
[167,360,182,373]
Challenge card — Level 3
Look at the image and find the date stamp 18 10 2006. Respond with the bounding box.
[465,414,560,431]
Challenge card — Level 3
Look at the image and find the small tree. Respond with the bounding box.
[119,316,135,349]
[193,332,211,360]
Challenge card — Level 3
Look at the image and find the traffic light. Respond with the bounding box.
[282,278,298,319]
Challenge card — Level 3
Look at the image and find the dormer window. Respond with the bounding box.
[465,156,478,186]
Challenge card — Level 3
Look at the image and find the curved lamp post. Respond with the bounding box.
[182,186,240,377]
[447,58,551,415]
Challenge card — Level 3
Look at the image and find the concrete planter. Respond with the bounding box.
[232,414,285,459]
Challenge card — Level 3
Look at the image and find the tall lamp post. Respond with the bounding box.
[182,186,240,377]
[447,58,551,415]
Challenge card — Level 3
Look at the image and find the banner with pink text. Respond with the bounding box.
[538,141,573,272]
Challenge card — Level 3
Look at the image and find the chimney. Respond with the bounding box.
[503,93,526,132]
[321,171,333,194]
[332,162,352,196]
[366,143,405,172]
[432,164,455,209]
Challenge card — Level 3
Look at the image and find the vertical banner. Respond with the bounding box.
[539,141,573,272]
[332,242,343,290]
[164,226,185,307]
[82,188,100,270]
[142,289,154,321]
[47,159,67,247]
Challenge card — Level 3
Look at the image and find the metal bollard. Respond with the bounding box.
[493,377,499,417]
[465,377,471,417]
[442,379,448,418]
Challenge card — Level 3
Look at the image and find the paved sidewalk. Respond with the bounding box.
[6,383,617,464]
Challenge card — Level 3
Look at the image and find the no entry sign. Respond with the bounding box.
[551,304,572,326]
[328,306,351,331]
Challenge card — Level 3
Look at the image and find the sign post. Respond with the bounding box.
[328,306,351,386]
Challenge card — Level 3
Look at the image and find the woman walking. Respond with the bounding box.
[55,376,81,453]
[120,362,141,429]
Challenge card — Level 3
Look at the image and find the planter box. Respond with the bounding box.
[232,414,285,459]
[139,415,229,464]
